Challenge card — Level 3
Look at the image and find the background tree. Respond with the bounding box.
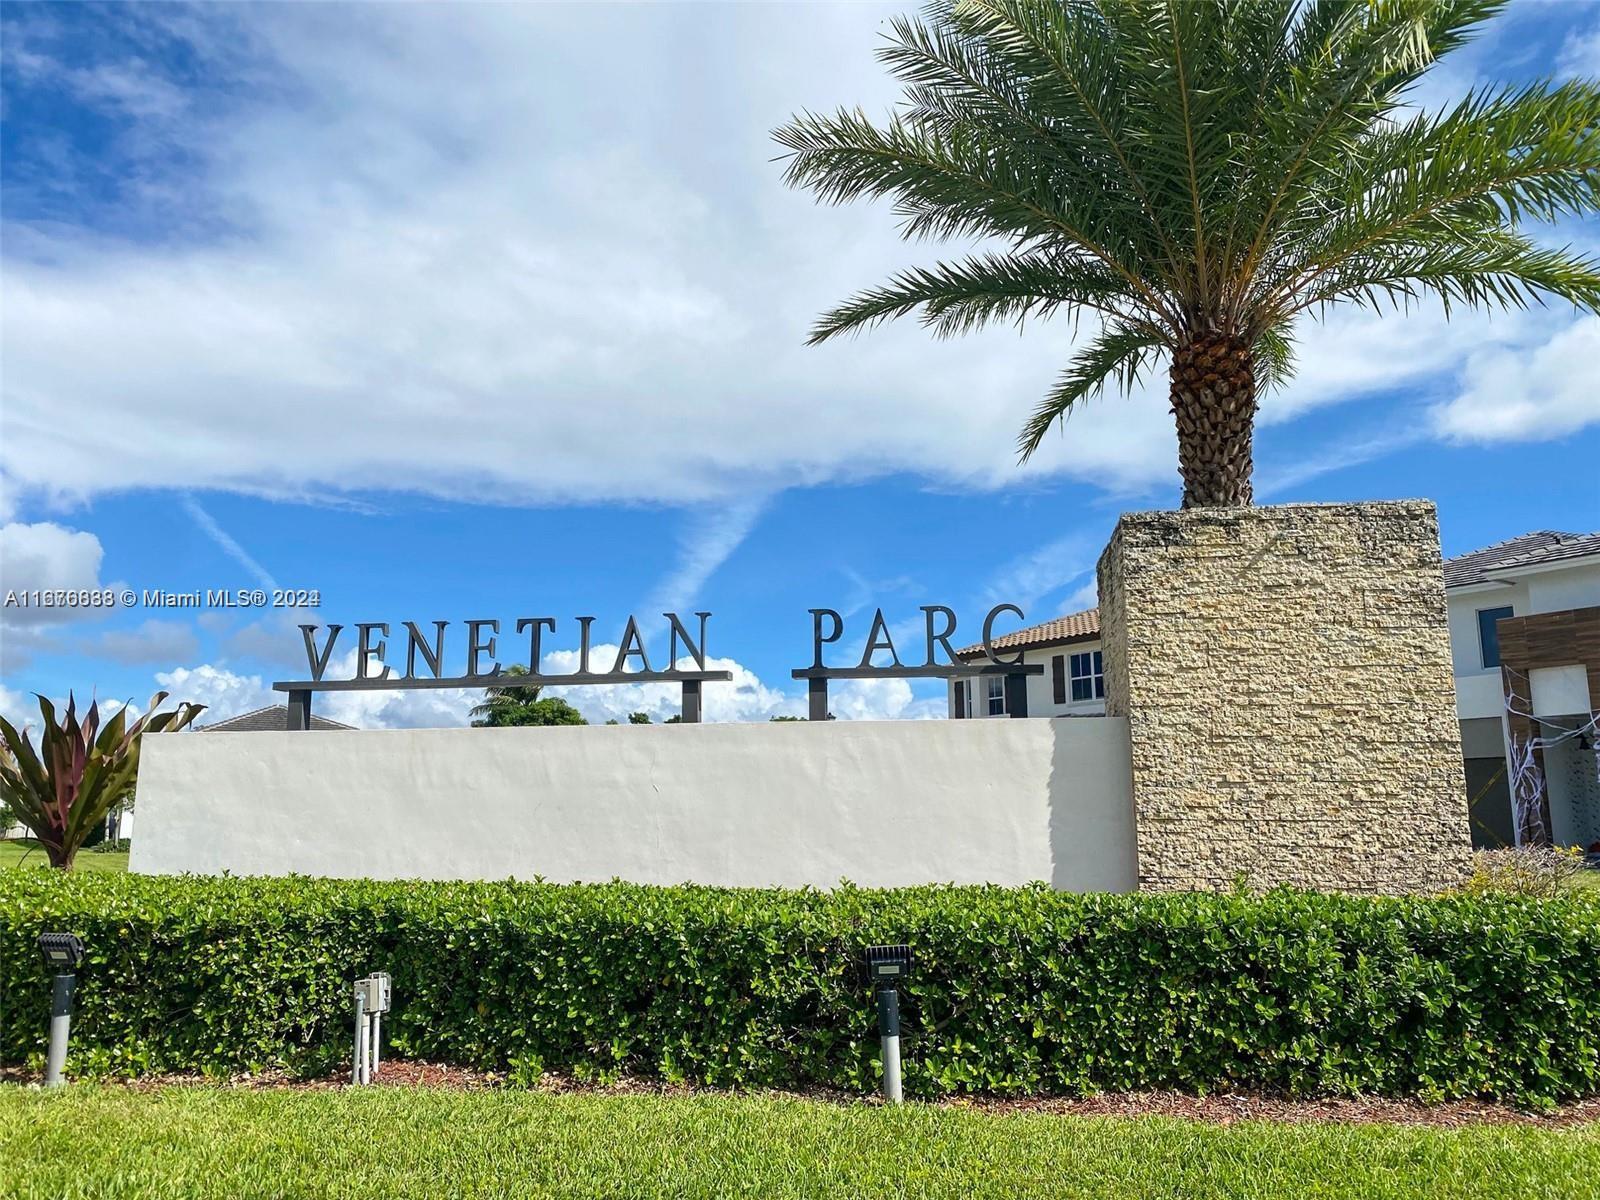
[470,668,588,727]
[468,664,544,725]
[471,696,586,727]
[0,692,204,870]
[605,713,655,725]
[776,0,1600,506]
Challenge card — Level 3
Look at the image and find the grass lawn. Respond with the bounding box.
[1570,868,1600,891]
[0,840,127,873]
[1,1088,1595,1200]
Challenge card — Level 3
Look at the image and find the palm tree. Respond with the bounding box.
[469,665,589,727]
[468,664,542,725]
[775,0,1600,507]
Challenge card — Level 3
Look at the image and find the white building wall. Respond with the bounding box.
[132,719,1138,891]
[1447,563,1600,722]
[1525,562,1600,615]
[946,641,1107,719]
[1445,554,1599,849]
[1531,665,1592,717]
[1447,583,1528,718]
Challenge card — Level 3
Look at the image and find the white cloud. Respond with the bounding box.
[2,15,191,122]
[318,685,481,732]
[153,660,481,730]
[1061,577,1099,613]
[3,4,1585,524]
[154,665,276,723]
[0,682,36,740]
[827,676,943,722]
[648,496,770,614]
[1557,22,1600,79]
[0,522,107,623]
[68,60,190,120]
[0,521,120,670]
[1255,423,1431,500]
[980,532,1099,614]
[181,496,277,591]
[150,632,936,730]
[218,611,309,672]
[94,619,201,666]
[0,4,1188,515]
[1429,316,1600,444]
[538,645,800,724]
[538,642,946,723]
[1259,302,1543,426]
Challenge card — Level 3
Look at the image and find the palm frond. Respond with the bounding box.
[778,104,1182,323]
[810,250,1155,343]
[1287,233,1600,318]
[1259,79,1600,313]
[775,0,1600,502]
[1228,0,1510,312]
[1017,322,1162,460]
[1252,322,1299,393]
[921,0,1190,286]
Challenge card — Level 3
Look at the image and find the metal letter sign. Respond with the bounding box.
[273,605,1041,728]
[273,612,732,728]
[789,604,1042,720]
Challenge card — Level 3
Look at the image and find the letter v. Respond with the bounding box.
[300,624,344,681]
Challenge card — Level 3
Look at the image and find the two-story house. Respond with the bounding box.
[1444,531,1600,850]
[946,607,1106,719]
[949,529,1599,852]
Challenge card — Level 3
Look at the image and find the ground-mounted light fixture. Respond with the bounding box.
[863,944,913,1103]
[37,932,86,1088]
[351,971,391,1085]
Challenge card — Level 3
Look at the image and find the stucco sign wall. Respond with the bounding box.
[131,717,1137,890]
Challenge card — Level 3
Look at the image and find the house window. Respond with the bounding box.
[1477,606,1514,669]
[986,675,1006,716]
[1051,654,1066,705]
[1070,650,1104,701]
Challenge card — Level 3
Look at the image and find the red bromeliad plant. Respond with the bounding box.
[0,692,204,870]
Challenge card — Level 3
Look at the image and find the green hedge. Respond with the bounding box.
[2,873,1597,1105]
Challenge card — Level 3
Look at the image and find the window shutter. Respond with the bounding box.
[952,680,967,718]
[1051,655,1066,705]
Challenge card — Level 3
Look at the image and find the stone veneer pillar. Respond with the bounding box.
[1097,500,1471,893]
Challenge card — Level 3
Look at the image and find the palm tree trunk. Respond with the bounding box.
[1170,333,1257,508]
[44,839,74,871]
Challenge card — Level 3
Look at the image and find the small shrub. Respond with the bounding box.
[0,692,202,869]
[1459,847,1586,898]
[0,874,1596,1105]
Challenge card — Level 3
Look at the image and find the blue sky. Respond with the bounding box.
[3,1,1598,727]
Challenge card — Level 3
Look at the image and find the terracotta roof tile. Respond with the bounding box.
[956,607,1100,658]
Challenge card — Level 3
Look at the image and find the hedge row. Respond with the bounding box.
[2,873,1597,1105]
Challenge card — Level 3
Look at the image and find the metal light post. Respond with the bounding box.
[37,933,86,1088]
[864,944,912,1103]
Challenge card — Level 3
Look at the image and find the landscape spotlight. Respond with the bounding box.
[37,932,86,1088]
[863,944,913,1103]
